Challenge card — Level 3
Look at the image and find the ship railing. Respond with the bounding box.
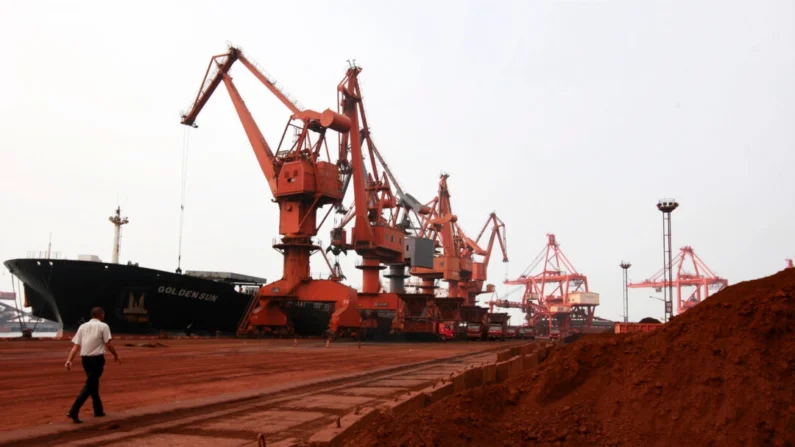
[26,250,64,260]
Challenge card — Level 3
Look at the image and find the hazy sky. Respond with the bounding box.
[1,0,793,323]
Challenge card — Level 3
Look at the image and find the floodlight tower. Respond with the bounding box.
[657,199,678,322]
[620,261,631,323]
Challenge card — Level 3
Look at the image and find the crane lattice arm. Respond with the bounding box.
[179,45,349,199]
[461,212,508,266]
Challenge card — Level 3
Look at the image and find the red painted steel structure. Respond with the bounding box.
[490,233,596,336]
[627,246,728,315]
[180,46,360,337]
[329,62,437,336]
[412,174,508,326]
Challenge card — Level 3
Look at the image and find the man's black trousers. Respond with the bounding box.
[69,355,105,416]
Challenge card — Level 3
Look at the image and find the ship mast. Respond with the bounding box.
[109,207,129,264]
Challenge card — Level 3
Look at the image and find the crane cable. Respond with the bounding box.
[176,127,191,274]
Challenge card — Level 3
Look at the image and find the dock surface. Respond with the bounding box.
[0,338,524,446]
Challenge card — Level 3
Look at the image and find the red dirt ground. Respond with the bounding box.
[0,339,498,432]
[344,268,795,447]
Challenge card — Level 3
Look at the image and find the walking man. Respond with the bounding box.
[64,306,121,423]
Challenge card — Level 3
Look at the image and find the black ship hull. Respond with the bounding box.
[3,259,257,335]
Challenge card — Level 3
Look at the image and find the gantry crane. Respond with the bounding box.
[491,233,599,337]
[330,62,435,337]
[411,174,508,333]
[180,45,360,337]
[628,246,728,315]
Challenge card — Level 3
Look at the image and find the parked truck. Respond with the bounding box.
[466,323,486,340]
[518,326,535,340]
[437,321,457,341]
[504,326,518,339]
[486,312,510,341]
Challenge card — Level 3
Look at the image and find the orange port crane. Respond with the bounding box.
[491,233,598,337]
[628,246,728,315]
[412,174,508,327]
[180,46,360,337]
[329,62,435,337]
[458,212,508,304]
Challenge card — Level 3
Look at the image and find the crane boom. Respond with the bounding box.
[476,213,508,268]
[178,45,361,338]
[181,46,303,128]
[218,71,277,194]
[179,46,351,201]
[181,50,240,128]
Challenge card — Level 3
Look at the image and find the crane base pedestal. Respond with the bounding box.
[397,293,439,336]
[246,298,291,337]
[435,297,464,322]
[461,305,489,324]
[246,278,360,338]
[356,292,444,340]
[357,293,401,341]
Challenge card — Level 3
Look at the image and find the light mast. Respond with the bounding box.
[109,207,129,264]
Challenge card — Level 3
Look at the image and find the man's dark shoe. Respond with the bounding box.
[94,412,106,417]
[67,413,82,424]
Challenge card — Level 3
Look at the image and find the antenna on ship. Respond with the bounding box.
[109,206,129,264]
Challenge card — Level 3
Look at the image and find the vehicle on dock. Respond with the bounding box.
[504,326,517,339]
[518,326,535,340]
[485,312,510,341]
[487,323,505,341]
[466,323,485,340]
[437,320,457,341]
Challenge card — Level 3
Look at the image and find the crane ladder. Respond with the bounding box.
[237,294,260,336]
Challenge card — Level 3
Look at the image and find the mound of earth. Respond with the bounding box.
[638,317,661,324]
[343,268,795,447]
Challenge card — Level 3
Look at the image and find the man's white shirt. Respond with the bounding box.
[72,319,112,357]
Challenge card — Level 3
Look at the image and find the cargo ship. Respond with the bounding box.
[3,208,269,335]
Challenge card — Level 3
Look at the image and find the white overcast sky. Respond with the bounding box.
[1,0,793,323]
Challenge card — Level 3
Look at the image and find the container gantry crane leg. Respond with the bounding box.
[180,46,360,338]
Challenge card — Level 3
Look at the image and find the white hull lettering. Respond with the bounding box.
[157,286,218,303]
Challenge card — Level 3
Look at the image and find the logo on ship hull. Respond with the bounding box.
[122,290,150,323]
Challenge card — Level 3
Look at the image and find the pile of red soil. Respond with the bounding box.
[344,268,795,447]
